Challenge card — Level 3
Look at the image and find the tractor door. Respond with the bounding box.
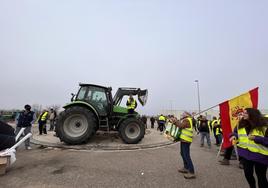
[76,86,109,116]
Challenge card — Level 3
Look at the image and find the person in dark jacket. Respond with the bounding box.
[150,116,155,128]
[198,116,211,148]
[15,104,36,150]
[141,115,147,129]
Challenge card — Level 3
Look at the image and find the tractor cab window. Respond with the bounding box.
[76,87,92,101]
[77,87,86,100]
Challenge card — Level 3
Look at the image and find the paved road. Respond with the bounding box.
[0,134,251,188]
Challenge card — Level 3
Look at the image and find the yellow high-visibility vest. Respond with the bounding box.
[159,115,166,121]
[127,99,136,110]
[180,118,193,143]
[237,127,268,156]
[41,111,48,121]
[216,127,222,135]
[211,120,218,128]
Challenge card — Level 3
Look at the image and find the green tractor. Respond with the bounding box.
[55,83,148,145]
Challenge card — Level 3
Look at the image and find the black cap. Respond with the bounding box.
[24,104,31,111]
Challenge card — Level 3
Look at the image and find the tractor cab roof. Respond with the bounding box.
[79,83,111,91]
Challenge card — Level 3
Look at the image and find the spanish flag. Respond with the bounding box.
[219,87,258,148]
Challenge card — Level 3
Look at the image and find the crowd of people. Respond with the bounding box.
[11,105,58,150]
[144,109,267,187]
[1,97,267,187]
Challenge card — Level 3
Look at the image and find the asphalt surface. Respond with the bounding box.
[0,132,252,188]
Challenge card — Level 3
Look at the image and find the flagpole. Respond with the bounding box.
[193,104,219,117]
[193,87,259,117]
[216,138,224,158]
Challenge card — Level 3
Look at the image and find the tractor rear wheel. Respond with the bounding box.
[56,106,97,144]
[119,118,145,144]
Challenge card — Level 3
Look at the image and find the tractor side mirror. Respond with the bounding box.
[71,93,75,102]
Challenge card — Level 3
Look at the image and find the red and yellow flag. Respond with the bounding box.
[219,87,258,148]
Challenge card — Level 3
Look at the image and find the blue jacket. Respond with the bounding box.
[17,111,35,127]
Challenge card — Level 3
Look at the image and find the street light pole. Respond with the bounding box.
[170,100,173,115]
[194,80,201,114]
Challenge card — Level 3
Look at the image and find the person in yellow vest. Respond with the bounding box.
[213,118,222,146]
[215,120,222,146]
[211,116,219,145]
[126,94,137,114]
[230,108,268,188]
[158,114,166,133]
[172,111,196,179]
[38,109,49,135]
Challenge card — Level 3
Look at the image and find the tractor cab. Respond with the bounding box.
[74,84,113,116]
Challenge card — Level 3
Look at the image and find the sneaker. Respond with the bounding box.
[200,144,204,147]
[178,168,189,173]
[220,159,230,165]
[239,163,244,169]
[26,146,32,150]
[184,173,196,179]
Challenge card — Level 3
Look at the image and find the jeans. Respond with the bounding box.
[242,158,268,188]
[216,134,222,145]
[213,127,219,145]
[151,122,155,128]
[49,119,55,131]
[180,142,195,173]
[15,126,31,147]
[224,146,234,160]
[39,121,47,135]
[200,132,211,147]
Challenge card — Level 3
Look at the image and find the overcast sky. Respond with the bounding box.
[0,0,267,115]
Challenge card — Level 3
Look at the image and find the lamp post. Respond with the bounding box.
[194,80,201,114]
[170,100,173,115]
